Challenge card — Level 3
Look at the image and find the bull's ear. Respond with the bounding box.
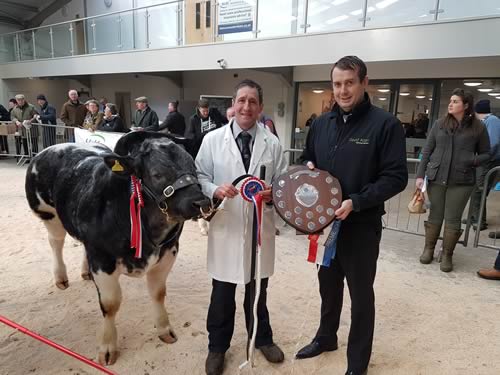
[103,154,135,176]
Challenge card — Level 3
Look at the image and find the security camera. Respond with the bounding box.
[217,59,227,69]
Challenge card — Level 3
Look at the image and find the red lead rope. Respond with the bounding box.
[130,176,144,258]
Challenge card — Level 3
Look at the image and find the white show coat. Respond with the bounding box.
[195,120,288,284]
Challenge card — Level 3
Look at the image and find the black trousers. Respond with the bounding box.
[207,278,273,353]
[315,220,382,372]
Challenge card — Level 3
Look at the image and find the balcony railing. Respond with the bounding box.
[0,0,499,64]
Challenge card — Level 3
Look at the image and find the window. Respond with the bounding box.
[195,2,201,29]
[206,1,211,28]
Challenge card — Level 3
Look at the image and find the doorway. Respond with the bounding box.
[115,92,132,129]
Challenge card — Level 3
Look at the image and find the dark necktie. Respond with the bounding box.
[238,131,252,172]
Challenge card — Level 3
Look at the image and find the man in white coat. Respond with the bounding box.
[196,79,288,375]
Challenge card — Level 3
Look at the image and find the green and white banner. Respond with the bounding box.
[75,128,124,150]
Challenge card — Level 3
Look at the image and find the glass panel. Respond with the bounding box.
[438,79,500,119]
[367,83,392,111]
[294,82,333,160]
[306,0,365,33]
[73,20,86,55]
[88,14,121,53]
[366,0,436,27]
[34,27,52,59]
[149,2,179,48]
[0,34,17,63]
[134,8,148,49]
[19,31,34,61]
[258,0,300,38]
[52,23,73,57]
[438,0,500,20]
[119,11,135,51]
[396,82,434,157]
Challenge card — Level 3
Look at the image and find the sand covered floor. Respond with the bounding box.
[1,160,499,375]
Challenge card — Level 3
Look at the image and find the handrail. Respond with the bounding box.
[0,0,182,36]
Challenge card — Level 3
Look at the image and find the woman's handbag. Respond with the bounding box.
[408,189,426,214]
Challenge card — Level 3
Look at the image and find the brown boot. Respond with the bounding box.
[205,352,225,375]
[420,221,441,264]
[477,268,500,280]
[440,228,463,272]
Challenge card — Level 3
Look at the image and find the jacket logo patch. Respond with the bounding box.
[349,137,370,145]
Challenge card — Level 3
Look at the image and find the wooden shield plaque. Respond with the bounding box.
[272,166,342,234]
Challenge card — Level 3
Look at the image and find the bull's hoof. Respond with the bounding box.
[55,280,69,290]
[159,330,177,344]
[81,272,91,281]
[98,350,118,366]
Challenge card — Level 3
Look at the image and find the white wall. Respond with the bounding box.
[41,0,85,26]
[90,73,181,121]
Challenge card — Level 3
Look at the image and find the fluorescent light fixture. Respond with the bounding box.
[429,98,433,101]
[326,15,349,24]
[416,95,426,99]
[478,88,494,92]
[463,80,483,87]
[378,97,387,101]
[399,92,410,96]
[332,0,349,5]
[377,88,390,93]
[312,89,324,94]
[488,92,500,96]
[496,96,500,99]
[418,14,428,18]
[376,0,398,10]
[368,6,376,12]
[308,5,331,16]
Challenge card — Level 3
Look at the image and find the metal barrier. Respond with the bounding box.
[0,121,77,165]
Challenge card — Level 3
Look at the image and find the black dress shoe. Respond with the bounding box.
[295,339,338,359]
[345,369,367,375]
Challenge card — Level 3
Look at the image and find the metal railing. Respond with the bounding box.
[1,0,500,64]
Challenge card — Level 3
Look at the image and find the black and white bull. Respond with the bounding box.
[25,131,212,365]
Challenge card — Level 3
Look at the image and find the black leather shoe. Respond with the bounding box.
[295,339,338,359]
[345,369,367,375]
[205,352,225,375]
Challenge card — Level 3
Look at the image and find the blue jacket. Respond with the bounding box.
[39,103,57,125]
[482,114,500,161]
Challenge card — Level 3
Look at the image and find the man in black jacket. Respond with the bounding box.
[296,56,408,375]
[132,96,159,131]
[185,99,225,159]
[36,94,57,148]
[159,100,186,136]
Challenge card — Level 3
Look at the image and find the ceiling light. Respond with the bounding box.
[463,80,483,87]
[478,88,493,92]
[496,96,500,99]
[350,8,363,15]
[378,97,387,101]
[376,0,399,10]
[326,15,349,24]
[332,0,349,5]
[399,92,410,96]
[312,89,324,94]
[487,92,500,96]
[378,88,390,93]
[416,95,426,99]
[429,98,433,101]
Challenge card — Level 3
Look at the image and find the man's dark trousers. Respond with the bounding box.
[207,278,273,353]
[314,220,382,372]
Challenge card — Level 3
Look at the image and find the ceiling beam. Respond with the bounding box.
[25,0,72,29]
[0,1,38,13]
[0,14,22,27]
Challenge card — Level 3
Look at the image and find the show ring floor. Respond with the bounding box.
[0,160,498,375]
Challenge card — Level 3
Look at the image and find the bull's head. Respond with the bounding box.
[103,131,213,220]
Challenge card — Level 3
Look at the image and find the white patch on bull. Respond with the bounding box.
[117,252,160,278]
[42,211,68,290]
[92,269,121,365]
[35,191,56,214]
[146,249,177,344]
[31,163,38,176]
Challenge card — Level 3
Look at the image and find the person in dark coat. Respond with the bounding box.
[36,94,57,148]
[416,88,490,272]
[185,99,225,158]
[98,103,126,132]
[0,103,10,153]
[297,56,408,375]
[132,96,159,131]
[159,100,186,136]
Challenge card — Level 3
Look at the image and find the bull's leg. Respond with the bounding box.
[43,216,68,290]
[81,253,91,280]
[93,270,122,365]
[146,249,177,344]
